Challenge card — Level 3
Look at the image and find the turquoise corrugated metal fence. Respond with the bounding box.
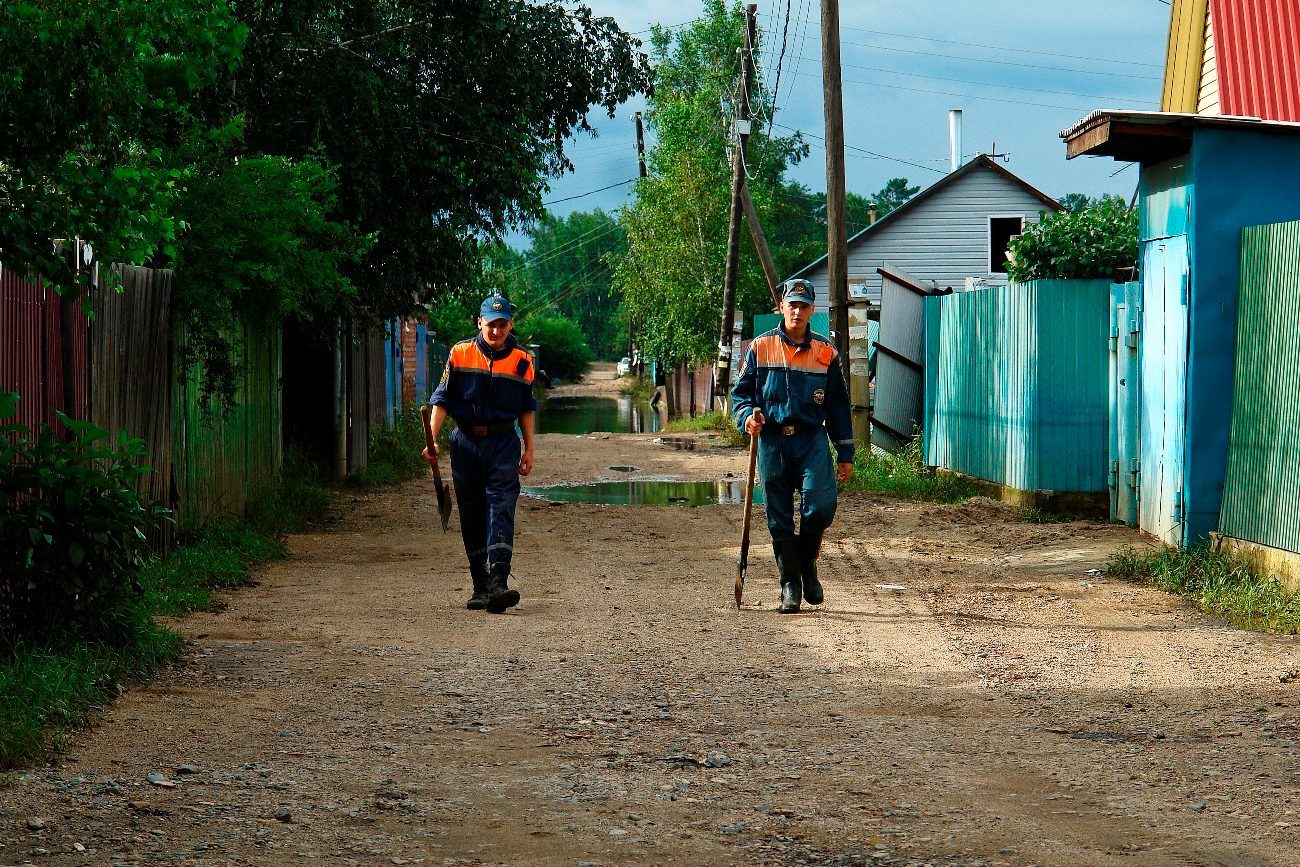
[1219,220,1300,553]
[924,280,1111,493]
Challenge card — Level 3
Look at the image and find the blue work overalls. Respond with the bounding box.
[731,327,855,543]
[430,334,537,573]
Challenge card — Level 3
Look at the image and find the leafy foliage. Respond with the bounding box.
[515,210,628,360]
[517,315,594,382]
[1006,196,1137,282]
[172,151,372,402]
[230,0,652,321]
[357,404,428,487]
[615,0,807,365]
[0,400,166,642]
[0,0,247,298]
[1057,192,1126,213]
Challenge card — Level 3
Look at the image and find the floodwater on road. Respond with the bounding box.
[524,478,762,506]
[536,396,662,435]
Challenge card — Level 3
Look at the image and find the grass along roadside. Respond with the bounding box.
[1107,545,1300,634]
[843,439,979,503]
[663,410,745,448]
[0,463,331,769]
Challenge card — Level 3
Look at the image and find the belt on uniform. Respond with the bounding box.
[459,420,517,437]
[764,422,822,436]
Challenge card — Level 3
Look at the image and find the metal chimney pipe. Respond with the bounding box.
[949,109,963,172]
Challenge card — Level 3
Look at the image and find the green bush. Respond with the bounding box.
[0,395,166,642]
[517,314,594,382]
[357,403,429,486]
[1006,196,1137,283]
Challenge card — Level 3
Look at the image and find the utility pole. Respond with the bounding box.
[715,3,758,407]
[629,112,648,364]
[635,111,648,178]
[821,0,849,365]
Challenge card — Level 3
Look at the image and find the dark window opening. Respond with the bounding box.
[990,216,1024,274]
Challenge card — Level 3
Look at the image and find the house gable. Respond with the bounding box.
[792,157,1060,311]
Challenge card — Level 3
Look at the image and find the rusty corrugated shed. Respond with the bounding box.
[1211,0,1300,121]
[1219,219,1300,553]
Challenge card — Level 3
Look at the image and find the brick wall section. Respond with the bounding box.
[400,320,418,406]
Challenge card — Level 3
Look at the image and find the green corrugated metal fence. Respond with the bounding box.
[923,279,1111,493]
[173,321,283,530]
[1219,220,1300,552]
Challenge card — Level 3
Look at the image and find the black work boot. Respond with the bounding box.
[798,532,824,606]
[485,562,520,614]
[466,558,490,610]
[774,539,802,614]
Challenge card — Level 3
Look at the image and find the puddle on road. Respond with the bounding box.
[653,436,709,451]
[537,396,662,435]
[607,465,640,472]
[524,479,762,506]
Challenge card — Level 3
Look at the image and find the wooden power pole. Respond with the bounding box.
[715,3,758,407]
[821,0,849,366]
[635,111,648,178]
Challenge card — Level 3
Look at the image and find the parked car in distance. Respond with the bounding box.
[617,356,632,376]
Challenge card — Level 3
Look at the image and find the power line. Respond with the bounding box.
[789,68,1136,112]
[795,56,1150,103]
[832,37,1159,81]
[756,17,1164,69]
[542,178,637,206]
[775,122,946,174]
[503,219,623,277]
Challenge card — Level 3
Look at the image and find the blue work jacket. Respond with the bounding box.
[731,326,855,464]
[430,334,538,427]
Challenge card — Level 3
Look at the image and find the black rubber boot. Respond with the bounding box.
[466,558,490,610]
[774,539,802,614]
[485,562,520,614]
[798,532,824,606]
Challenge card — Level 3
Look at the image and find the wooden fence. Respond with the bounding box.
[0,267,89,429]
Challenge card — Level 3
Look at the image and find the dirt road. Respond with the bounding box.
[4,366,1300,866]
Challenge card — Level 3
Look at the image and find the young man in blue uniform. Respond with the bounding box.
[424,295,537,613]
[731,279,854,613]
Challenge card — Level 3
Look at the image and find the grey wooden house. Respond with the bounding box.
[790,155,1063,308]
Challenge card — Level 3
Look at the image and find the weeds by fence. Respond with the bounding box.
[844,440,979,503]
[663,410,745,448]
[1107,546,1300,634]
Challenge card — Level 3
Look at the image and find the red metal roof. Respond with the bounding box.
[1211,0,1300,121]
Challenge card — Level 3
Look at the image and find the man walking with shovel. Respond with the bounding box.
[424,294,537,613]
[731,279,854,613]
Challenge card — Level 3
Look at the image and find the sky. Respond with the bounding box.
[521,0,1171,244]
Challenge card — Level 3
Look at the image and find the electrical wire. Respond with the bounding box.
[832,37,1159,81]
[788,68,1141,112]
[774,122,947,174]
[542,178,637,206]
[796,55,1151,103]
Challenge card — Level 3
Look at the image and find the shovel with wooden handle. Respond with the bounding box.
[419,405,453,533]
[735,432,759,608]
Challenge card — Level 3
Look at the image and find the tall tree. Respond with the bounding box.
[228,0,651,322]
[521,210,627,360]
[615,0,806,366]
[0,0,246,295]
[871,177,920,218]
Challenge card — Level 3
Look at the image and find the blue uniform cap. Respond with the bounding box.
[781,279,816,304]
[480,295,513,322]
